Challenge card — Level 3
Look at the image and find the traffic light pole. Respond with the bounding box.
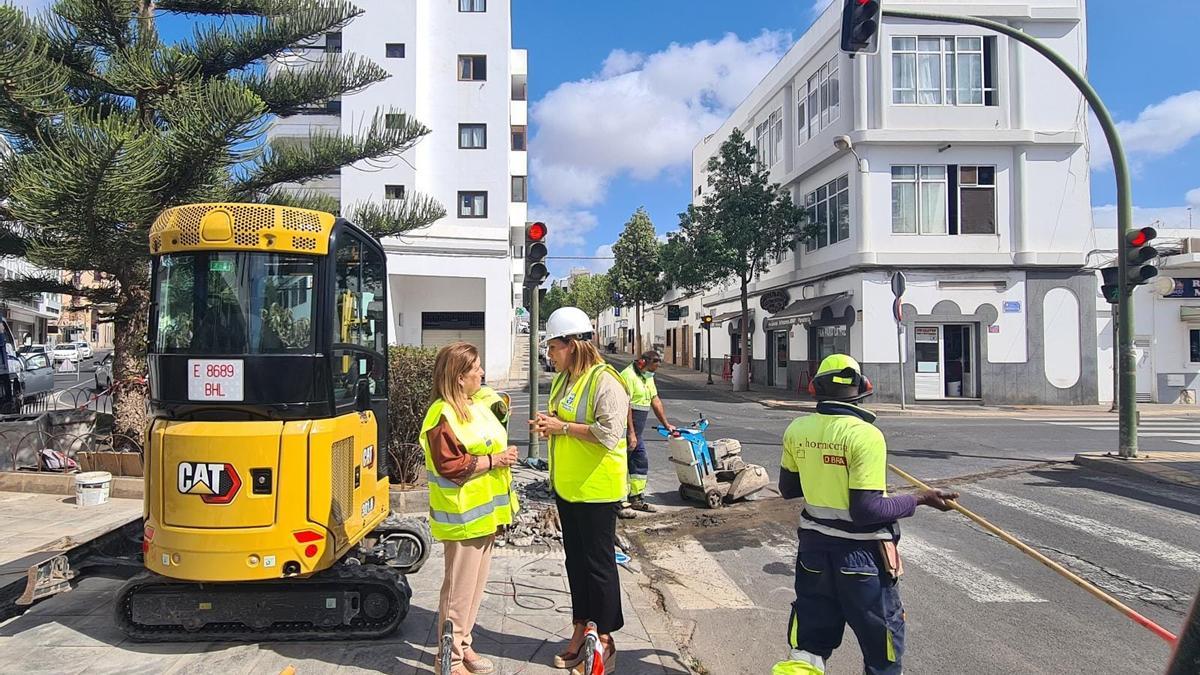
[883,9,1138,457]
[527,283,540,461]
[705,325,713,385]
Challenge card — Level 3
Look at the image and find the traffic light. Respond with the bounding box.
[1124,226,1158,287]
[841,0,881,55]
[701,314,713,328]
[522,286,546,312]
[525,221,548,287]
[1100,266,1120,305]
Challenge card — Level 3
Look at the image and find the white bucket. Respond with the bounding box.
[75,471,112,507]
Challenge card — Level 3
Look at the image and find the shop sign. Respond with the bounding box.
[1164,278,1200,299]
[760,289,790,314]
[1003,301,1021,313]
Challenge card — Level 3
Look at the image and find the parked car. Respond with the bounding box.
[72,341,93,359]
[94,352,114,391]
[17,343,50,358]
[16,353,55,400]
[52,343,81,364]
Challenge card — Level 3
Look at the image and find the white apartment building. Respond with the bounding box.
[0,258,61,346]
[685,0,1097,405]
[271,0,527,379]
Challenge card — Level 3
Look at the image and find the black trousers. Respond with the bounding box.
[556,496,625,634]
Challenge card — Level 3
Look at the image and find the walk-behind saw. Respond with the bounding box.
[657,416,769,509]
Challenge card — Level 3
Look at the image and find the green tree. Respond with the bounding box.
[569,271,612,328]
[540,284,570,323]
[609,208,666,354]
[0,0,444,434]
[664,128,809,391]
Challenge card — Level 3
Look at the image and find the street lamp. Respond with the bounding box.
[833,135,868,173]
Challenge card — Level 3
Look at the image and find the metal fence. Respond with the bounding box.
[0,385,137,473]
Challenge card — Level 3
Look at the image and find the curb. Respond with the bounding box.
[1072,453,1200,490]
[390,485,429,513]
[0,470,144,499]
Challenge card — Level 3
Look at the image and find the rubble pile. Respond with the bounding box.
[500,475,562,548]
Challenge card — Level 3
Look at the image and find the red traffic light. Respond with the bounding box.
[1127,226,1156,248]
[527,221,546,242]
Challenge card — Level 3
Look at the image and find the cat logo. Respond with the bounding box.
[177,462,242,504]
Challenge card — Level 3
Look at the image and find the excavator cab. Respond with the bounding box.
[118,203,430,641]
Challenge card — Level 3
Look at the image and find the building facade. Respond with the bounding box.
[270,0,527,378]
[0,258,61,346]
[685,0,1097,404]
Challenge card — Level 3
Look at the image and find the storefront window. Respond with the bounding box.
[1191,329,1199,363]
[813,324,849,361]
[915,326,940,373]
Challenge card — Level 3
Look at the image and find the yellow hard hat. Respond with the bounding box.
[810,353,872,402]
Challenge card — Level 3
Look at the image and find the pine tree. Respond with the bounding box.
[0,0,444,433]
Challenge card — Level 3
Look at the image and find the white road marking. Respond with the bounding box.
[643,536,756,610]
[968,486,1200,571]
[901,534,1046,603]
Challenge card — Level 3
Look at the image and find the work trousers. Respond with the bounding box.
[628,409,650,497]
[438,534,495,667]
[789,546,905,675]
[556,496,625,634]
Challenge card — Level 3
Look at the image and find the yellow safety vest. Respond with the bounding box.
[619,364,657,412]
[781,403,893,541]
[420,397,519,541]
[472,386,510,426]
[548,363,628,503]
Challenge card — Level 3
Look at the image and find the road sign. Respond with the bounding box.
[890,271,906,298]
[57,359,76,373]
[891,297,903,322]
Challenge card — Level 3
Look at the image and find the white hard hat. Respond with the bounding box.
[543,307,593,342]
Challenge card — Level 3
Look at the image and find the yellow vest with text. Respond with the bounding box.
[549,363,628,503]
[781,406,892,541]
[420,397,518,541]
[619,364,658,412]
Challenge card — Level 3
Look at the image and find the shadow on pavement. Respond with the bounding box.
[889,447,1070,465]
[1023,464,1200,519]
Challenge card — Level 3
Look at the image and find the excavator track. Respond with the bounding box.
[115,563,411,642]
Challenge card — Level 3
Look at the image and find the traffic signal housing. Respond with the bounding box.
[1124,226,1158,288]
[701,314,714,328]
[525,221,548,287]
[1100,266,1120,305]
[841,0,881,55]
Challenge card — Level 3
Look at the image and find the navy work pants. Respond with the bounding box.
[789,546,905,675]
[627,409,650,497]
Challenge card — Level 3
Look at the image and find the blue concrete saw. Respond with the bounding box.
[657,416,769,509]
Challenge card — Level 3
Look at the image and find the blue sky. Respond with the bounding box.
[512,0,1200,272]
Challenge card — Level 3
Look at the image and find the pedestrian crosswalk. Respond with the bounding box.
[1017,416,1200,444]
[635,474,1200,616]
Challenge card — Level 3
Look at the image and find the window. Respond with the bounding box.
[755,119,770,166]
[511,176,528,203]
[891,164,995,235]
[769,109,783,166]
[753,108,784,167]
[958,165,996,234]
[892,36,996,106]
[385,185,405,200]
[325,100,341,114]
[796,56,839,144]
[332,235,387,403]
[458,191,487,218]
[458,55,487,81]
[385,43,405,58]
[459,123,487,149]
[325,31,342,53]
[459,0,485,11]
[1191,329,1199,363]
[511,74,527,101]
[804,175,850,251]
[511,125,527,151]
[385,113,405,129]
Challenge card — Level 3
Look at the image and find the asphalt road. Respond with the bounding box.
[508,363,1200,674]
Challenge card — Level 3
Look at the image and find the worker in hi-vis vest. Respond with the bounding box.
[618,350,674,518]
[775,354,958,675]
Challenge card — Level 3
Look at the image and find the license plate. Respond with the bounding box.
[188,359,244,401]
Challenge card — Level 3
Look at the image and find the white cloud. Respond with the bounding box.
[530,30,792,208]
[526,205,598,250]
[1090,90,1200,171]
[1187,187,1200,208]
[1091,204,1195,230]
[587,244,615,274]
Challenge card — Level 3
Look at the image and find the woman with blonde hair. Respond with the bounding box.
[420,342,519,675]
[530,307,630,673]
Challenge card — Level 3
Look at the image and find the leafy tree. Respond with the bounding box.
[0,0,444,434]
[568,271,612,328]
[609,208,665,354]
[540,284,569,323]
[664,128,809,391]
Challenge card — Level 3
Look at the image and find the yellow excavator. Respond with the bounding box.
[115,202,431,641]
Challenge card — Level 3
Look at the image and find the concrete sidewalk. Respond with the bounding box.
[1073,450,1200,491]
[608,353,1200,418]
